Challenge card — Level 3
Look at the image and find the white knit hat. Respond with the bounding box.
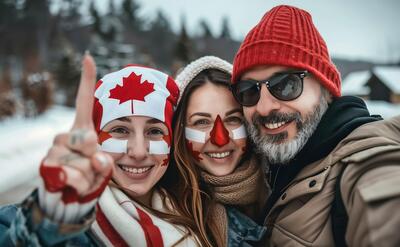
[175,56,233,104]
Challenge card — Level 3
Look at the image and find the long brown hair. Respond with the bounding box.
[171,68,234,247]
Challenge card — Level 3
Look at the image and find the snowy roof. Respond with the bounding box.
[364,100,400,119]
[341,70,371,95]
[373,66,400,93]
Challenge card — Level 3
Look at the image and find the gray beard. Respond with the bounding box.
[246,95,329,165]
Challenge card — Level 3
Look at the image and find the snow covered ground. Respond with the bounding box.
[0,106,75,205]
[0,102,399,205]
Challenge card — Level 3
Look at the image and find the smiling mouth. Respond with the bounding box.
[264,120,292,130]
[119,165,154,174]
[205,151,232,159]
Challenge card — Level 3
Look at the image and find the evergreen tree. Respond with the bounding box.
[175,18,192,63]
[109,0,116,16]
[0,1,19,58]
[55,52,80,106]
[150,10,172,35]
[21,0,52,67]
[220,16,231,39]
[147,9,174,68]
[0,1,18,30]
[122,0,142,31]
[199,19,213,38]
[57,0,81,18]
[89,0,101,35]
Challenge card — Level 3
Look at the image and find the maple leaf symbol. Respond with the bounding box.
[163,135,171,148]
[186,141,202,162]
[109,72,155,113]
[161,156,169,166]
[98,131,112,145]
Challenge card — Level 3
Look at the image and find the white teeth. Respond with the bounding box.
[265,121,287,129]
[207,151,231,159]
[120,165,151,174]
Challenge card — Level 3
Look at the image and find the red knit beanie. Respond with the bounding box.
[232,5,341,97]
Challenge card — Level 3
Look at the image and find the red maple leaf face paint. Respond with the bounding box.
[162,134,171,148]
[159,135,171,167]
[98,130,128,153]
[210,115,230,147]
[161,156,169,166]
[98,131,112,145]
[186,141,202,162]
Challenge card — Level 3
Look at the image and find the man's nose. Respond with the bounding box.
[255,85,281,116]
[126,134,147,161]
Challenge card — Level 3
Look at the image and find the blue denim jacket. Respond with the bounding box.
[226,207,266,247]
[0,193,97,246]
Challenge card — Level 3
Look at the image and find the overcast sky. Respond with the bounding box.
[94,0,400,63]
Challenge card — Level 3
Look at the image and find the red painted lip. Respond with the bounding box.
[261,120,293,135]
[118,165,154,180]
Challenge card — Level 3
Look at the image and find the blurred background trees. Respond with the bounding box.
[1,0,398,120]
[0,0,238,119]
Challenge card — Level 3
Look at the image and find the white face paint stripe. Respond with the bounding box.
[232,125,247,140]
[149,140,170,155]
[100,138,128,153]
[185,127,206,143]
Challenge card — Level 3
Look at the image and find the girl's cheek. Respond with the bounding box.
[235,139,247,153]
[160,154,170,167]
[148,139,170,155]
[186,141,204,162]
[231,124,247,140]
[105,152,123,163]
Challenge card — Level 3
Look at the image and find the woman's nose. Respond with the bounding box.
[126,134,148,161]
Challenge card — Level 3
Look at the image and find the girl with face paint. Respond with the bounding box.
[174,56,268,247]
[0,55,204,246]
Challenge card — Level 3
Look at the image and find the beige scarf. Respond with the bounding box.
[201,158,266,247]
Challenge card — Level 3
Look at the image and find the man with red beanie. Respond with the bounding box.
[231,5,400,246]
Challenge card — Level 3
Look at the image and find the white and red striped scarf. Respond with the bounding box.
[91,186,199,247]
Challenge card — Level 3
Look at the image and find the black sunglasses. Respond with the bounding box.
[231,70,309,107]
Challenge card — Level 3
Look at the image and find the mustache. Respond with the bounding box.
[252,111,302,127]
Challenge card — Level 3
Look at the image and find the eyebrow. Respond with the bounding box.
[225,108,242,116]
[116,117,131,122]
[147,118,163,124]
[189,112,211,120]
[189,109,242,120]
[115,117,163,124]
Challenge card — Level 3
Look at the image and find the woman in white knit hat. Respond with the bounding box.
[0,54,205,246]
[173,56,268,247]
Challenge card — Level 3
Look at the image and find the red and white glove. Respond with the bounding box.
[38,155,112,223]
